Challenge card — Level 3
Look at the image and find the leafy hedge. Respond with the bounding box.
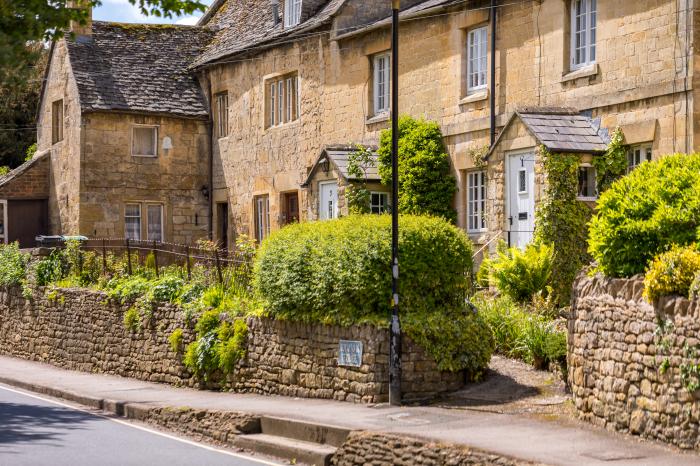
[255,215,493,374]
[643,245,700,302]
[0,243,29,287]
[589,154,700,277]
[378,116,457,222]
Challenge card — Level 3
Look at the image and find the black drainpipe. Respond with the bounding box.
[206,73,214,241]
[490,0,497,146]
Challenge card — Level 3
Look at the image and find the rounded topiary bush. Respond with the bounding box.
[254,215,493,374]
[588,154,700,277]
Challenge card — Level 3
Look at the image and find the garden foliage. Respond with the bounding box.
[589,154,700,277]
[591,128,628,193]
[378,116,457,222]
[484,241,553,303]
[535,147,592,306]
[0,242,29,287]
[255,215,493,374]
[643,245,700,302]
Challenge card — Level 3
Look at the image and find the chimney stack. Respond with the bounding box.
[68,0,92,39]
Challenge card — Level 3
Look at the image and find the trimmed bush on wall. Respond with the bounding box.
[254,215,494,374]
[589,153,700,278]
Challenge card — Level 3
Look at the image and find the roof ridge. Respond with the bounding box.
[92,20,206,30]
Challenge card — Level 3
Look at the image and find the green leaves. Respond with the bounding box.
[254,215,493,373]
[643,245,700,302]
[534,146,592,306]
[377,116,457,223]
[487,242,553,303]
[0,243,29,287]
[592,128,628,193]
[589,153,700,277]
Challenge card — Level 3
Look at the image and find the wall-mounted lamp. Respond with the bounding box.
[318,156,330,174]
[162,136,173,154]
[200,185,210,200]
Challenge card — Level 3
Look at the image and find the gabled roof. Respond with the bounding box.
[486,107,609,159]
[65,22,214,119]
[193,0,345,68]
[302,145,380,187]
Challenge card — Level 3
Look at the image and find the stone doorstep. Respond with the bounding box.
[0,372,541,466]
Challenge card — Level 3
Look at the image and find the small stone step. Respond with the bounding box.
[260,416,351,447]
[234,433,337,466]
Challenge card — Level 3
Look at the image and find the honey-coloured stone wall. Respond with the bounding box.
[569,273,700,450]
[0,286,463,404]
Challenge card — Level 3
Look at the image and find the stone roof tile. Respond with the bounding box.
[66,22,214,118]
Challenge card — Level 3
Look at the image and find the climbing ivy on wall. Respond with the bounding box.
[345,145,375,215]
[592,127,627,193]
[534,146,593,307]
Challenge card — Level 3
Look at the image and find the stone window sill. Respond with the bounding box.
[265,119,300,132]
[366,113,390,125]
[561,63,599,83]
[459,89,488,105]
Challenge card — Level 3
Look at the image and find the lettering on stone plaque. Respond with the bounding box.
[338,340,363,367]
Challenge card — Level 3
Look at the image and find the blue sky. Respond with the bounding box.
[93,0,214,25]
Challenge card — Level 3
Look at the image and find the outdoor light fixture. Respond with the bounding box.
[162,136,173,152]
[319,156,330,174]
[200,185,210,200]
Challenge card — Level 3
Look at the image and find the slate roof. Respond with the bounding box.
[65,22,214,119]
[193,0,345,68]
[518,108,609,152]
[486,107,609,158]
[302,145,380,186]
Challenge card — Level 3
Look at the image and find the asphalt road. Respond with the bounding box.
[0,385,278,466]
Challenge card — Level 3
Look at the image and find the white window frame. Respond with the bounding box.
[267,73,299,128]
[0,199,7,244]
[570,0,597,70]
[215,92,229,138]
[370,192,389,214]
[467,26,488,92]
[467,170,487,233]
[373,52,391,115]
[577,164,598,200]
[131,125,158,158]
[146,204,164,243]
[125,204,142,240]
[254,195,271,241]
[627,143,652,173]
[284,0,302,27]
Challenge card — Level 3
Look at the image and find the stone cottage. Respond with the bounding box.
[7,0,697,249]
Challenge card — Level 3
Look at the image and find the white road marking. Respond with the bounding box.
[0,384,281,466]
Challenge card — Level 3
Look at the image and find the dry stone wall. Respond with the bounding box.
[0,286,463,403]
[569,274,700,450]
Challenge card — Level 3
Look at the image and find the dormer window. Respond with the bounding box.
[284,0,301,27]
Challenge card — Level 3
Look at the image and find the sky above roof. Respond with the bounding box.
[93,0,214,25]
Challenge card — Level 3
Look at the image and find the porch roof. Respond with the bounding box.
[302,145,380,187]
[486,107,609,159]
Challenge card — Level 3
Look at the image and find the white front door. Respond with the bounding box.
[319,181,338,220]
[507,152,535,249]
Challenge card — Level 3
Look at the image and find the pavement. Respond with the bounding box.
[0,355,698,466]
[0,383,277,466]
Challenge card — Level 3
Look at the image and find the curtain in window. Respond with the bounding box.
[147,205,163,242]
[132,127,156,156]
[125,205,141,240]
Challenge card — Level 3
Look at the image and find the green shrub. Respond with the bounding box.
[123,307,140,332]
[255,214,492,373]
[0,243,29,287]
[535,147,592,306]
[378,116,457,222]
[487,242,553,303]
[35,250,66,286]
[255,215,472,324]
[643,245,700,302]
[104,275,151,304]
[169,328,184,353]
[184,313,248,380]
[475,294,566,370]
[589,153,700,277]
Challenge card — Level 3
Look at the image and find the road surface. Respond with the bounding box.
[0,385,278,466]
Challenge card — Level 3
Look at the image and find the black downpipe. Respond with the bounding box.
[207,76,214,241]
[490,0,497,146]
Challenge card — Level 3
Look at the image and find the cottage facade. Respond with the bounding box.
[9,0,696,249]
